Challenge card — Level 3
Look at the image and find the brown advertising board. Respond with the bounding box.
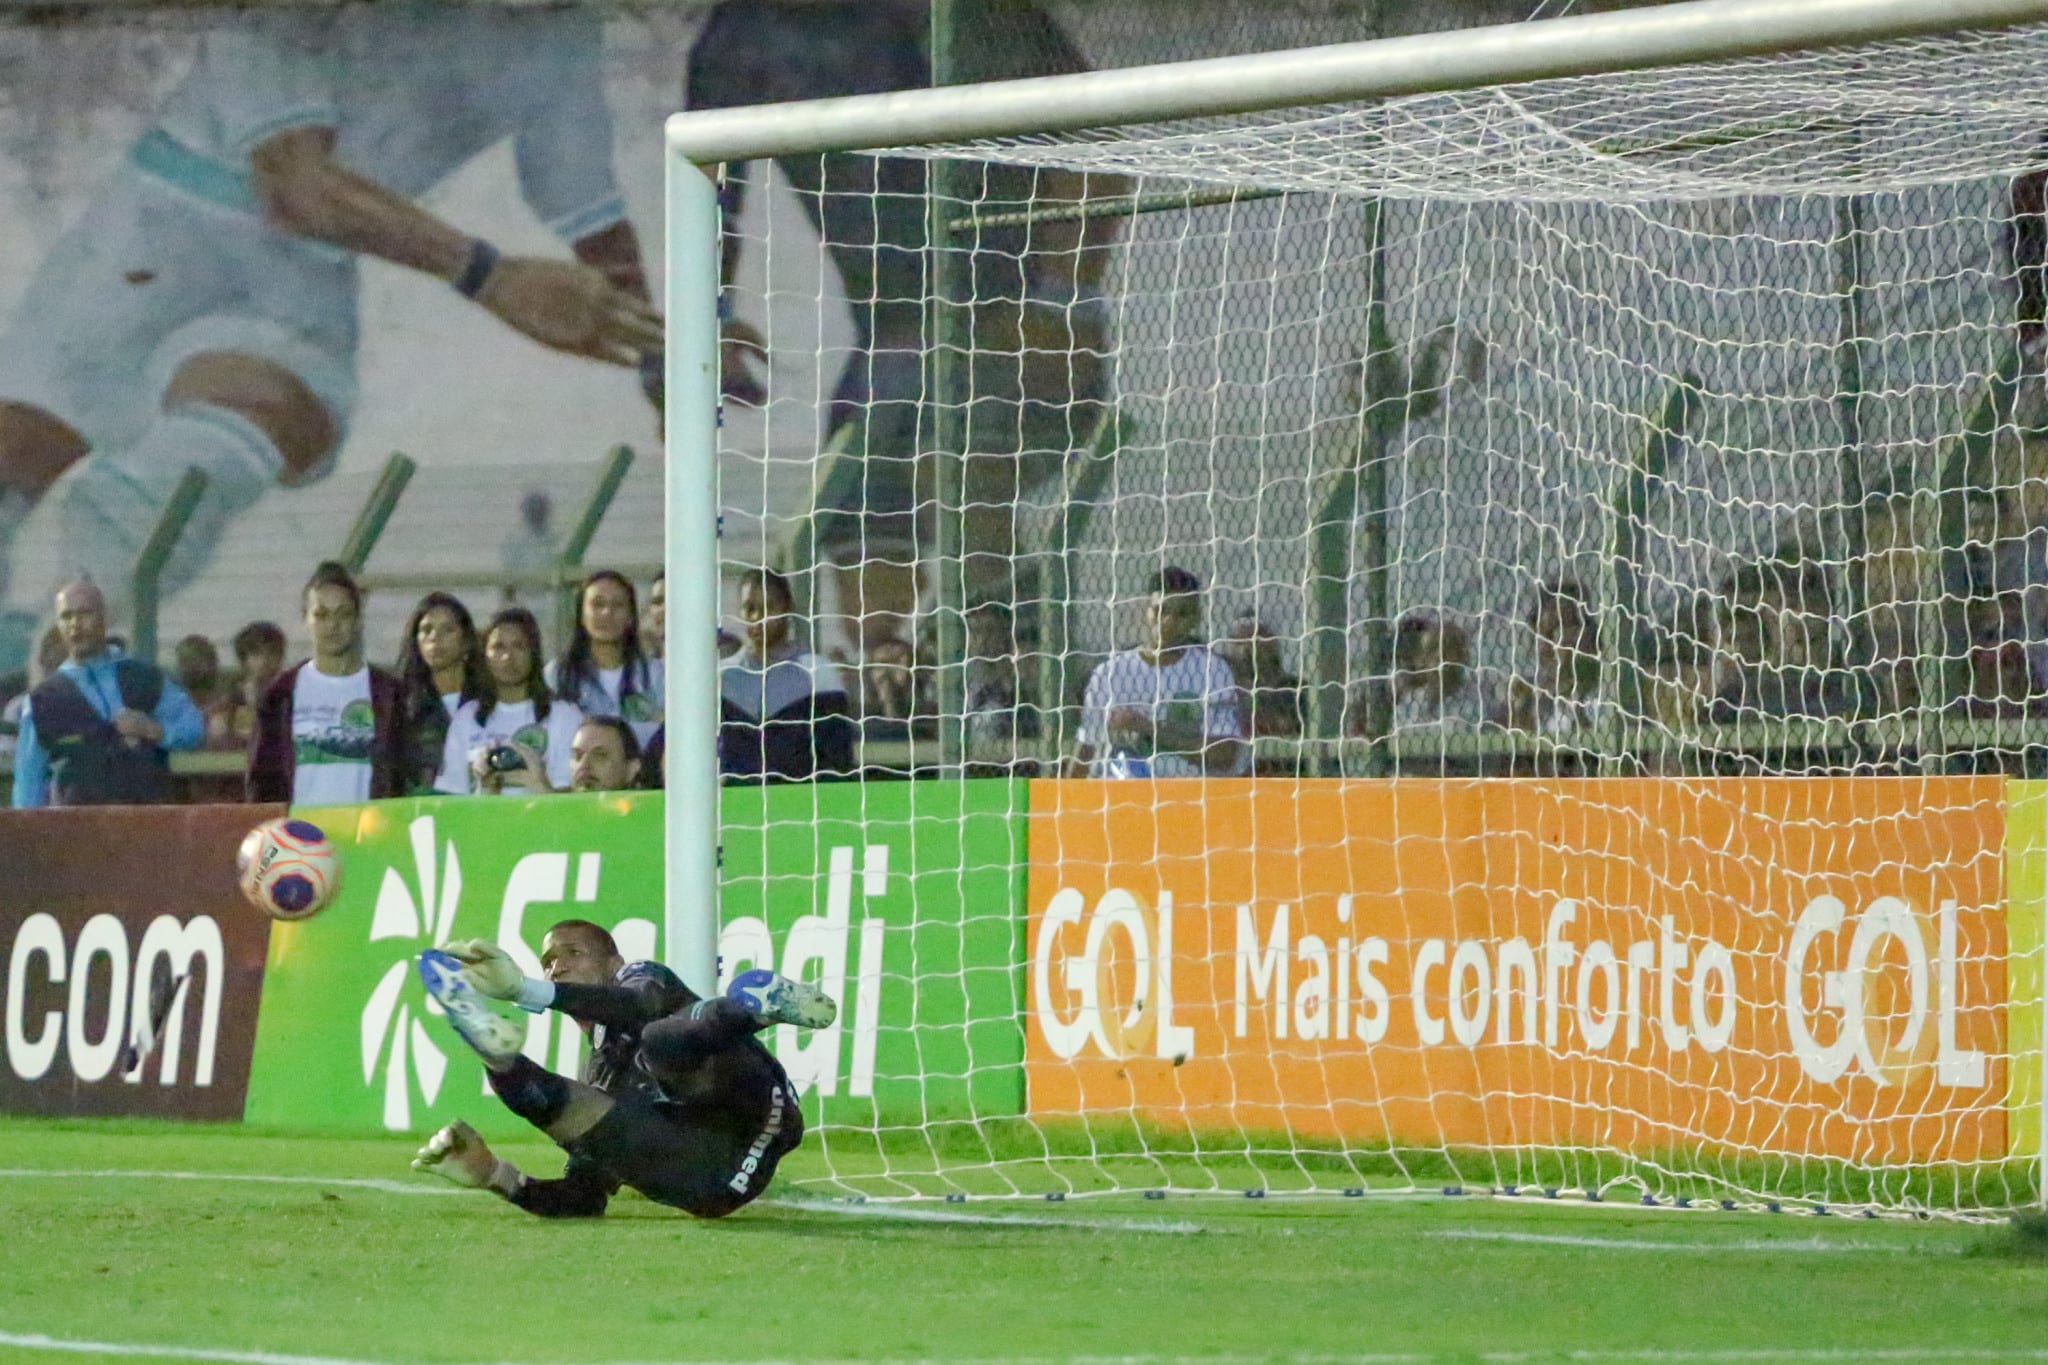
[1,803,281,1120]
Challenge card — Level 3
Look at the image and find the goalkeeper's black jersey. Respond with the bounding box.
[581,959,699,1101]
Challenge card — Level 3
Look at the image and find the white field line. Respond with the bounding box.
[0,1168,462,1197]
[0,1331,396,1365]
[0,1167,1196,1232]
[1428,1228,1956,1255]
[762,1195,1203,1234]
[5,1333,2048,1365]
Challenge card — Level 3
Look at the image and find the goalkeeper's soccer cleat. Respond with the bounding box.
[726,969,838,1029]
[418,948,525,1062]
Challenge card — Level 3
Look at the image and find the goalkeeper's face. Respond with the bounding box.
[540,927,623,987]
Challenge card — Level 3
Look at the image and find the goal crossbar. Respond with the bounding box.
[663,0,2048,166]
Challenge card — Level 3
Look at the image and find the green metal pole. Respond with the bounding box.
[1307,205,1385,763]
[561,444,637,567]
[1307,466,1360,755]
[1042,423,1120,764]
[555,444,637,647]
[930,0,969,770]
[1358,436,1391,777]
[130,468,209,666]
[1601,375,1696,775]
[1834,194,1873,716]
[337,452,418,574]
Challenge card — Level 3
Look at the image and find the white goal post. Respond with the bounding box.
[664,0,2048,1210]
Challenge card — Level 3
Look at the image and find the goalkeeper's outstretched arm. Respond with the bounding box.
[442,939,668,1030]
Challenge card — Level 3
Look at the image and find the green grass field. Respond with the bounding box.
[1,1117,2043,1365]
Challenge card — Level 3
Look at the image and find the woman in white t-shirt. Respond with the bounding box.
[437,608,583,795]
[543,570,664,747]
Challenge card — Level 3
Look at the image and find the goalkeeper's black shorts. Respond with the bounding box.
[568,1079,803,1219]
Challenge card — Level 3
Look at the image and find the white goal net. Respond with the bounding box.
[680,2,2048,1214]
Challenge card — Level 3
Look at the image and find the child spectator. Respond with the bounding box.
[860,634,916,753]
[1,627,66,768]
[964,600,1038,758]
[173,634,236,748]
[1715,556,1848,722]
[1507,574,1608,737]
[226,621,287,748]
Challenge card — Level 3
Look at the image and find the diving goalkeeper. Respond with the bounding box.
[410,920,833,1218]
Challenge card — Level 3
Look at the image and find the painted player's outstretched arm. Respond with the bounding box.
[249,127,661,366]
[412,1120,612,1218]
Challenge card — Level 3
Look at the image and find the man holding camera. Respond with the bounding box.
[468,714,644,796]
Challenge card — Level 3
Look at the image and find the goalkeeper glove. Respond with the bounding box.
[412,1120,517,1196]
[441,939,522,1000]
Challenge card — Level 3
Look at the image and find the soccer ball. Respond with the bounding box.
[236,817,341,921]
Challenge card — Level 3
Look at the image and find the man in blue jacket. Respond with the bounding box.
[10,578,203,807]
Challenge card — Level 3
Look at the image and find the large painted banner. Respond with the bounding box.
[0,803,282,1119]
[1026,778,2030,1165]
[244,783,1026,1137]
[0,2,1116,663]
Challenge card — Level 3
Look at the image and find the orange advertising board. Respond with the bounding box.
[1025,778,2010,1162]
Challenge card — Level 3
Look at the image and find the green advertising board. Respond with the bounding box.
[720,779,1028,1130]
[244,783,1026,1139]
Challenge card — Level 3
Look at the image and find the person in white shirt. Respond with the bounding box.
[545,570,663,748]
[439,607,582,796]
[1070,566,1248,779]
[248,561,409,806]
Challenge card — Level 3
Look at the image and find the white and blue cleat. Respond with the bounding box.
[727,969,838,1029]
[418,948,525,1062]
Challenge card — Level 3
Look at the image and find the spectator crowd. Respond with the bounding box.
[10,453,2048,810]
[1,561,682,809]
